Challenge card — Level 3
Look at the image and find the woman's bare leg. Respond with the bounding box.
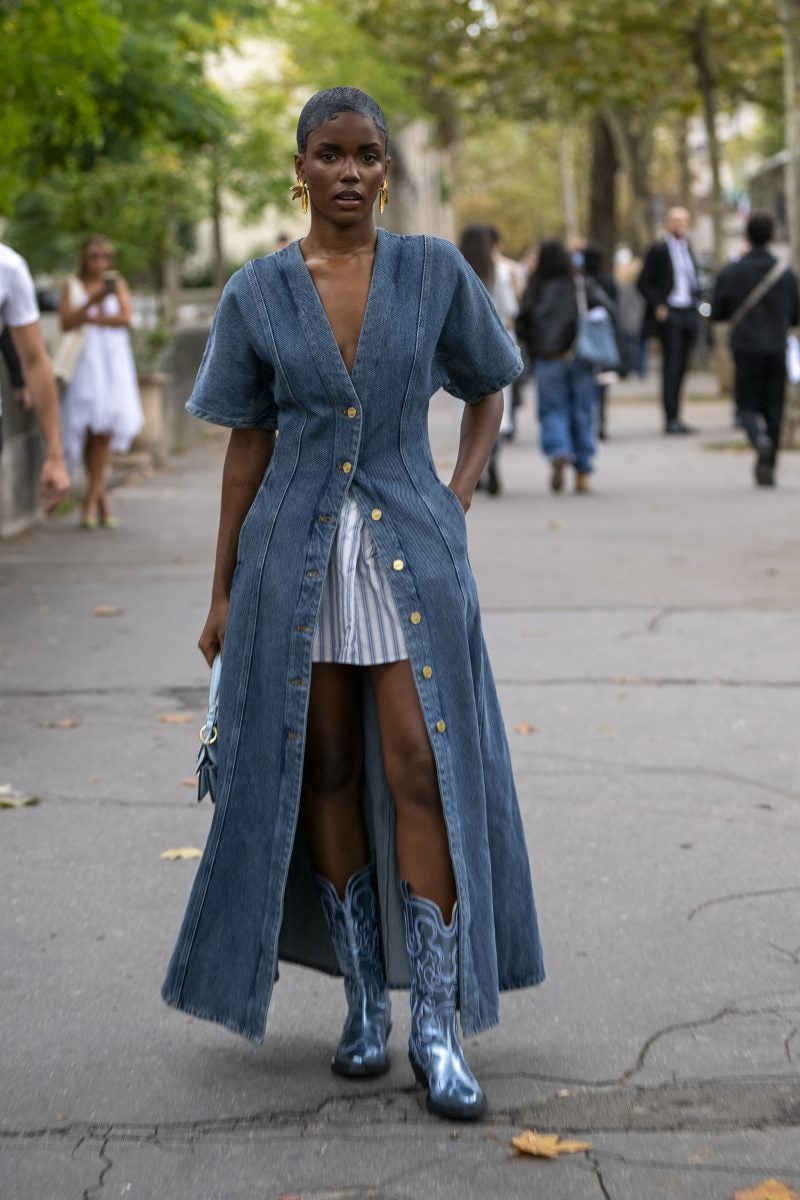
[369,660,456,917]
[302,662,369,897]
[85,432,112,518]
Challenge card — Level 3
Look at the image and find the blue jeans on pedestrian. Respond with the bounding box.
[536,357,597,474]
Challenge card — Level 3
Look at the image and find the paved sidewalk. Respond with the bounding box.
[1,384,799,1199]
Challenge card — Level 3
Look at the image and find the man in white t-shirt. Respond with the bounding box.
[0,242,69,508]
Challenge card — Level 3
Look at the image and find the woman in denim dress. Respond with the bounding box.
[162,88,544,1121]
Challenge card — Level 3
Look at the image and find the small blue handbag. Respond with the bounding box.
[196,654,221,803]
[575,276,621,370]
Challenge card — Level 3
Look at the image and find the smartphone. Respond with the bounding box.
[102,270,119,294]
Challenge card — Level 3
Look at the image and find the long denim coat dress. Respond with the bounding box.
[162,231,544,1042]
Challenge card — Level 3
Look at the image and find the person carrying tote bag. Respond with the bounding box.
[517,240,607,494]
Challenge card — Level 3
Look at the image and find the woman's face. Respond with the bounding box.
[295,112,389,228]
[83,243,113,280]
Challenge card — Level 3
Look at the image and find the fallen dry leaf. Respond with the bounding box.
[734,1182,800,1200]
[182,777,197,788]
[511,1130,592,1158]
[159,713,194,725]
[613,675,644,685]
[92,605,123,618]
[160,847,202,861]
[0,793,40,809]
[46,718,80,730]
[515,722,537,734]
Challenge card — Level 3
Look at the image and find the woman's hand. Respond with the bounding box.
[449,483,472,513]
[198,596,229,666]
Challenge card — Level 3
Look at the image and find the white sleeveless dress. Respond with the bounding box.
[60,278,143,469]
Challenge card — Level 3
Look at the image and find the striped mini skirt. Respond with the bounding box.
[312,494,408,665]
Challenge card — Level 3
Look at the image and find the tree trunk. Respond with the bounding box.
[676,116,693,212]
[588,113,617,265]
[690,6,725,267]
[780,0,800,275]
[559,127,580,242]
[162,215,180,327]
[603,106,653,253]
[210,152,226,296]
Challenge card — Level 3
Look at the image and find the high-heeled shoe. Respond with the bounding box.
[316,865,392,1077]
[401,882,486,1120]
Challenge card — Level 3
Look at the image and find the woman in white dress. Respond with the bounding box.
[59,235,143,527]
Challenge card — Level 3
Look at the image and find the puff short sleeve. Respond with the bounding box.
[432,238,523,404]
[186,275,277,430]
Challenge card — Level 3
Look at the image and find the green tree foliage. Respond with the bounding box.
[1,0,258,279]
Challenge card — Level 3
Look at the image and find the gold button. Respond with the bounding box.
[422,665,433,679]
[346,406,358,419]
[371,508,382,521]
[342,461,352,474]
[410,611,421,625]
[435,720,446,734]
[392,559,404,571]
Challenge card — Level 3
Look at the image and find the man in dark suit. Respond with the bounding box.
[711,212,800,487]
[638,207,699,434]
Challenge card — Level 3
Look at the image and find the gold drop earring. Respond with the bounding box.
[291,178,310,215]
[379,178,389,214]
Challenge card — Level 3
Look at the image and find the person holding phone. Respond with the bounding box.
[58,235,143,527]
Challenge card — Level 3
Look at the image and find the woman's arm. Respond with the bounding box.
[448,392,504,513]
[86,277,133,328]
[59,280,106,331]
[198,427,276,665]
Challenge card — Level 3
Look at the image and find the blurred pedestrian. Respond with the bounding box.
[583,242,618,441]
[161,87,542,1122]
[458,224,512,492]
[487,226,525,439]
[638,206,699,434]
[0,241,69,509]
[516,238,605,493]
[711,213,800,487]
[614,252,647,380]
[58,235,143,528]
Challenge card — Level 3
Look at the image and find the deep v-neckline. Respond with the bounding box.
[293,230,382,383]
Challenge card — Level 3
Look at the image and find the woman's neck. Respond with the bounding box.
[301,218,377,259]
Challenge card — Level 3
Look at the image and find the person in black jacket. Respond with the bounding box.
[711,213,800,486]
[638,207,699,434]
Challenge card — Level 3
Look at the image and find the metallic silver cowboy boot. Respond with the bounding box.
[316,865,392,1077]
[401,882,486,1120]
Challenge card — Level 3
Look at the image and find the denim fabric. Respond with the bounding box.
[161,231,544,1043]
[536,357,596,474]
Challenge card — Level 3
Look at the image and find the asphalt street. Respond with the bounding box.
[1,377,799,1199]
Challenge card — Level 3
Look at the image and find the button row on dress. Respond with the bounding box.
[341,461,352,474]
[345,406,358,419]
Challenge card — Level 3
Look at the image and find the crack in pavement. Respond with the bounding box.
[688,887,800,922]
[81,1135,112,1199]
[3,1075,799,1146]
[516,749,800,804]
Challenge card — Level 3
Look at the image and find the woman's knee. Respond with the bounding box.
[305,737,360,796]
[384,741,440,811]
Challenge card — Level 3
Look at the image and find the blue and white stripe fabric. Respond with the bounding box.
[312,494,408,664]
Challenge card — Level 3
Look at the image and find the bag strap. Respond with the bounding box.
[728,259,788,331]
[200,654,222,745]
